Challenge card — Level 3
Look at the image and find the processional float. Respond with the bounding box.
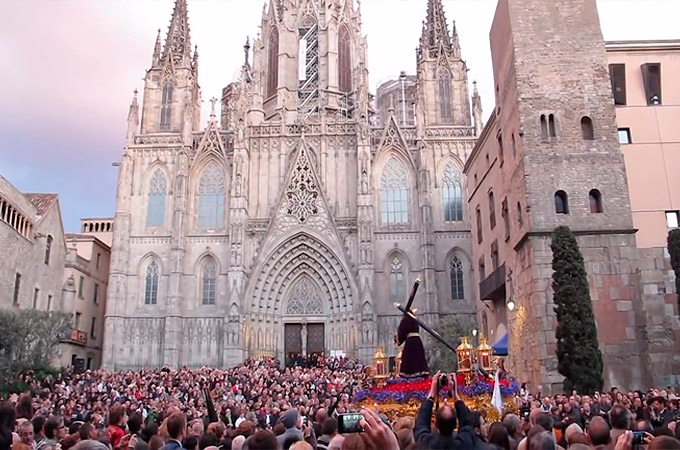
[356,276,519,421]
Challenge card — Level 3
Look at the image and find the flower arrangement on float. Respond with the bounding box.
[356,336,518,421]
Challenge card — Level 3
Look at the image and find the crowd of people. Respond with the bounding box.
[1,357,680,450]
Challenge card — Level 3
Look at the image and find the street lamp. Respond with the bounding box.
[399,71,407,126]
[507,299,516,311]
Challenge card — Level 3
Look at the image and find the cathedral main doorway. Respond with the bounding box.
[284,322,325,366]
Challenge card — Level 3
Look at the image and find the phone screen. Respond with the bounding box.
[632,431,645,445]
[338,413,364,434]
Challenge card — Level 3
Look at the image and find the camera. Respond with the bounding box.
[439,374,449,387]
[632,431,646,445]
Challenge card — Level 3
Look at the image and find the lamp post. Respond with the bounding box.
[399,71,407,126]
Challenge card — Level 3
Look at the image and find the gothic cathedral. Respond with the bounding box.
[102,0,483,370]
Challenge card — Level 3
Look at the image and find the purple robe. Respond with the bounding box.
[397,314,429,378]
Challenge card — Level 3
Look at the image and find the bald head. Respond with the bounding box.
[315,408,327,424]
[231,435,246,450]
[588,416,611,447]
[529,408,542,424]
[565,423,584,443]
[502,413,522,437]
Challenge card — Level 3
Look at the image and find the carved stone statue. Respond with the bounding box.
[361,170,369,194]
[301,323,308,356]
[235,173,242,197]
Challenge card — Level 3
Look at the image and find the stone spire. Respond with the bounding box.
[420,0,452,54]
[152,28,162,67]
[472,81,483,136]
[126,89,139,144]
[162,0,192,67]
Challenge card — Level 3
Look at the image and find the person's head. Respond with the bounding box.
[189,419,204,437]
[609,404,632,431]
[167,413,187,442]
[149,435,165,450]
[128,413,143,435]
[44,416,64,440]
[19,420,35,445]
[328,435,344,450]
[502,413,522,439]
[315,409,327,424]
[564,423,583,443]
[568,444,591,450]
[650,396,666,414]
[207,422,225,440]
[279,409,299,431]
[635,420,654,433]
[282,436,300,450]
[488,422,510,450]
[321,418,337,437]
[231,435,246,450]
[396,428,414,450]
[529,431,555,450]
[568,432,590,447]
[434,406,457,437]
[184,436,199,450]
[16,396,34,420]
[249,431,278,450]
[528,408,542,424]
[469,411,487,439]
[272,423,285,436]
[0,402,16,431]
[32,415,46,437]
[79,423,96,441]
[649,436,680,450]
[289,442,312,450]
[108,404,127,428]
[535,413,554,432]
[587,416,611,447]
[199,433,218,450]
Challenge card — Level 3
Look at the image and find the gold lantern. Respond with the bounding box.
[395,347,403,377]
[373,346,389,385]
[477,335,493,372]
[456,337,473,378]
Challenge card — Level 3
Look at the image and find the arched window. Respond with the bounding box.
[160,82,173,131]
[449,256,464,300]
[540,114,548,140]
[581,116,594,140]
[201,259,217,305]
[555,191,569,214]
[380,158,409,224]
[198,163,226,229]
[266,28,279,99]
[390,257,404,301]
[44,235,53,265]
[548,114,557,138]
[438,69,453,123]
[144,261,159,305]
[338,25,352,93]
[476,207,483,243]
[146,170,167,227]
[443,163,463,222]
[589,189,603,213]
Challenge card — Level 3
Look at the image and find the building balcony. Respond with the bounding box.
[62,329,88,346]
[480,264,506,301]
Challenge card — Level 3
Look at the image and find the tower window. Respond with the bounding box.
[581,116,594,140]
[609,63,627,106]
[497,131,504,165]
[501,198,510,240]
[44,235,53,265]
[389,257,405,301]
[641,63,662,105]
[146,170,168,228]
[540,115,548,140]
[144,261,159,305]
[198,164,226,229]
[548,114,557,138]
[517,202,523,227]
[476,207,483,243]
[618,128,632,144]
[438,69,453,123]
[202,259,217,305]
[666,211,680,228]
[160,83,173,131]
[478,256,486,280]
[13,273,21,304]
[338,26,352,93]
[589,189,603,213]
[491,240,499,271]
[449,256,464,300]
[488,192,496,230]
[267,28,279,99]
[380,158,410,225]
[442,163,463,222]
[555,191,569,214]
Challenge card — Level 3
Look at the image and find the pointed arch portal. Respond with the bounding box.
[248,232,357,362]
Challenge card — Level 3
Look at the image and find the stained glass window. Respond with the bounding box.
[146,170,167,227]
[390,257,405,301]
[380,158,409,224]
[449,256,464,300]
[145,261,159,305]
[202,259,216,305]
[443,163,463,222]
[198,164,225,228]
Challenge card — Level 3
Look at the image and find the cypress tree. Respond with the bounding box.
[668,229,680,313]
[551,226,604,394]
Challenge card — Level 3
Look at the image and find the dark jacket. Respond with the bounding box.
[162,439,185,450]
[453,400,490,450]
[414,398,457,450]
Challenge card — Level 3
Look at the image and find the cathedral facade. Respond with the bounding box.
[102,0,483,370]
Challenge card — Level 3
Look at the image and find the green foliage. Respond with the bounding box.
[668,229,680,313]
[551,226,604,394]
[0,309,71,386]
[427,314,476,373]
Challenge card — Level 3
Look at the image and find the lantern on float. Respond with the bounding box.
[372,346,389,384]
[477,335,493,372]
[456,337,473,378]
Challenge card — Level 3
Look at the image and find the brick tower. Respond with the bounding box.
[470,0,653,391]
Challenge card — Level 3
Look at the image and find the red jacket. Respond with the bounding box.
[107,425,126,448]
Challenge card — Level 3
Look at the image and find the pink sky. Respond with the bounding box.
[0,0,677,231]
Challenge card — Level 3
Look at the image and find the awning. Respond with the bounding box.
[492,332,508,356]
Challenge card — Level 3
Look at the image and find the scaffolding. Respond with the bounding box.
[297,23,320,120]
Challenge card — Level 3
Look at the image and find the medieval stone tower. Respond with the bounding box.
[102,0,479,370]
